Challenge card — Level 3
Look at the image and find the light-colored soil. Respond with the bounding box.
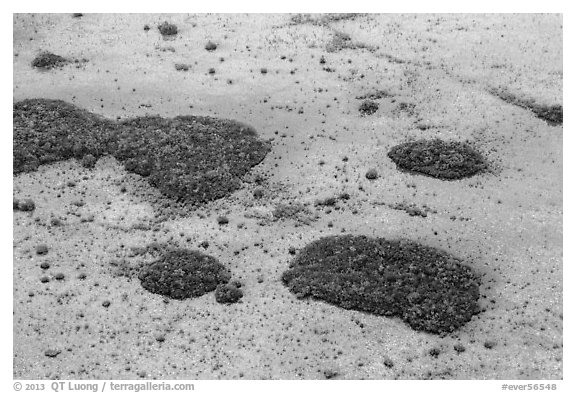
[13,13,562,379]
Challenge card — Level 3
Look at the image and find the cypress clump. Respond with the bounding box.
[387,139,487,180]
[32,52,69,69]
[13,99,271,205]
[139,249,231,300]
[282,235,481,334]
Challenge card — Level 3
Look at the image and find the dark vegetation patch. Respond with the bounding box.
[215,283,244,304]
[359,100,379,116]
[387,139,487,180]
[138,249,230,300]
[314,196,338,207]
[355,90,393,100]
[281,235,481,334]
[365,168,379,180]
[13,99,271,206]
[326,31,374,53]
[388,202,436,218]
[289,13,364,26]
[174,63,190,71]
[395,102,416,116]
[490,88,562,126]
[14,198,35,211]
[272,202,316,225]
[158,21,178,36]
[31,52,69,69]
[205,41,218,51]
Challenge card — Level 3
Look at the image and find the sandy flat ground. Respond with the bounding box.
[13,13,562,379]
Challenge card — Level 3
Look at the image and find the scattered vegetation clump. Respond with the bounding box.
[14,198,36,212]
[289,13,363,26]
[389,202,435,218]
[387,139,488,180]
[35,244,49,255]
[281,235,481,334]
[326,31,374,53]
[355,90,392,100]
[138,249,231,300]
[31,52,69,69]
[13,99,271,205]
[205,41,218,51]
[359,100,379,116]
[396,102,416,116]
[314,196,339,207]
[215,283,244,304]
[272,202,315,225]
[365,168,379,180]
[174,63,190,71]
[158,21,178,36]
[490,88,562,126]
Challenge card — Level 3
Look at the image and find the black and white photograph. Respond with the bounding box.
[9,6,568,389]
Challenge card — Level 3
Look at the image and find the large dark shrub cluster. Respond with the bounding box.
[13,99,271,205]
[139,249,231,300]
[282,235,481,334]
[490,88,563,126]
[31,52,69,69]
[387,139,487,180]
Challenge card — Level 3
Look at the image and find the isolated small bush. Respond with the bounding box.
[158,21,178,36]
[215,283,243,304]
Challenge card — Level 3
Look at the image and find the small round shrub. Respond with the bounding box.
[282,235,481,334]
[138,249,231,300]
[205,41,217,51]
[158,21,178,36]
[359,100,379,116]
[387,139,487,180]
[215,283,244,304]
[365,168,379,180]
[36,244,49,255]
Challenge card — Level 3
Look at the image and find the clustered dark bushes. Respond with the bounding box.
[359,100,379,116]
[205,41,217,51]
[281,235,481,334]
[215,283,243,304]
[387,139,487,180]
[31,52,69,69]
[490,88,562,126]
[138,249,231,300]
[13,99,271,205]
[13,100,112,174]
[531,104,563,125]
[158,21,178,36]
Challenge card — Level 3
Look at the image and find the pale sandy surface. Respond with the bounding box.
[13,13,562,379]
